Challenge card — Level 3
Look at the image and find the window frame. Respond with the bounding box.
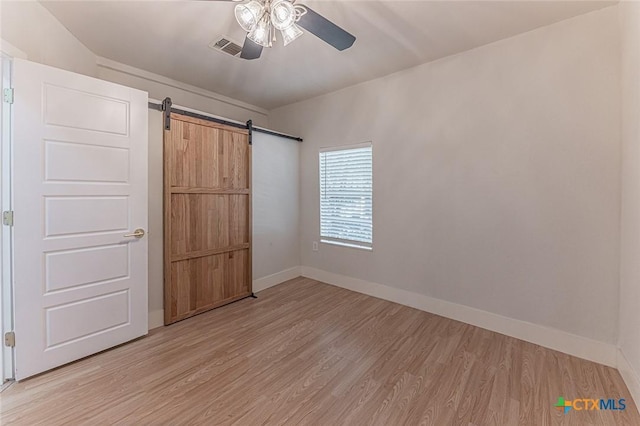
[318,142,373,251]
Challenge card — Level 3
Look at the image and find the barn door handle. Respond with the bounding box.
[124,228,146,238]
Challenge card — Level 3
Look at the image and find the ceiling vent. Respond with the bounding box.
[209,36,243,58]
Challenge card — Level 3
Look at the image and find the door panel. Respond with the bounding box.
[44,196,129,236]
[170,123,249,189]
[169,250,249,320]
[45,141,130,183]
[45,290,130,348]
[45,244,129,292]
[170,194,249,256]
[43,83,129,135]
[12,59,148,380]
[164,114,251,324]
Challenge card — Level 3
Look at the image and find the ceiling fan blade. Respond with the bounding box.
[297,5,356,51]
[240,37,263,60]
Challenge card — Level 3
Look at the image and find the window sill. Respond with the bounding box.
[320,239,372,251]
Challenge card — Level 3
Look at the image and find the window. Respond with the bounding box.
[319,143,373,249]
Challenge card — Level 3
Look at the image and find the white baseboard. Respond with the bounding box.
[148,309,164,330]
[618,349,640,407]
[301,267,617,368]
[253,266,302,293]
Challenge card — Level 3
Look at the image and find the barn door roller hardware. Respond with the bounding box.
[246,119,253,145]
[162,97,172,130]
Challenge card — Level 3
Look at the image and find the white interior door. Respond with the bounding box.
[12,59,148,380]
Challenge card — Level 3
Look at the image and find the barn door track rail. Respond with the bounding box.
[148,97,303,143]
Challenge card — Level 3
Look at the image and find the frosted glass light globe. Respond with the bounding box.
[281,24,303,46]
[234,1,264,32]
[270,0,296,31]
[248,19,271,47]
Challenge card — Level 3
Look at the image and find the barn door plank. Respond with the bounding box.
[164,114,252,324]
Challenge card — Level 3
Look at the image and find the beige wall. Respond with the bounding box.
[618,1,640,405]
[252,132,300,279]
[147,111,165,321]
[97,62,269,127]
[100,63,272,325]
[271,7,621,345]
[1,1,98,77]
[1,1,295,328]
[2,0,634,386]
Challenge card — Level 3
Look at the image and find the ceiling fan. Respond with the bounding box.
[208,0,356,60]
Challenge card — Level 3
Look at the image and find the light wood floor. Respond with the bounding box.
[1,277,638,425]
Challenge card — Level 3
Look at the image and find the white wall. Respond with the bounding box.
[0,1,98,77]
[0,2,269,126]
[618,2,640,406]
[97,62,271,329]
[96,59,269,127]
[147,110,165,327]
[94,47,271,329]
[2,1,286,329]
[2,0,632,384]
[0,1,269,128]
[252,132,301,284]
[98,58,272,322]
[271,8,621,348]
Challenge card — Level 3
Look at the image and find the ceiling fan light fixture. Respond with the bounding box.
[281,23,303,46]
[270,0,296,31]
[234,1,264,32]
[228,0,355,58]
[248,19,272,48]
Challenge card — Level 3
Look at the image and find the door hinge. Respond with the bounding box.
[3,88,14,104]
[4,332,15,348]
[2,211,13,226]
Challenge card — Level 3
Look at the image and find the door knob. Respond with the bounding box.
[124,228,145,238]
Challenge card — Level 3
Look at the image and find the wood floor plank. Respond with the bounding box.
[1,277,638,425]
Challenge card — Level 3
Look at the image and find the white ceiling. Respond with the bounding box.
[41,0,615,109]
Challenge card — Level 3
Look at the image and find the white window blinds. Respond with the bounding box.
[319,143,373,249]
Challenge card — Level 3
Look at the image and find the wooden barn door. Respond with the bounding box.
[164,113,251,325]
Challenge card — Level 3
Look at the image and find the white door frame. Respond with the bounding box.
[1,54,15,382]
